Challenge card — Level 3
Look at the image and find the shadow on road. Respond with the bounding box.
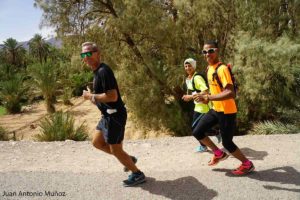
[213,166,300,193]
[239,147,268,160]
[139,176,218,200]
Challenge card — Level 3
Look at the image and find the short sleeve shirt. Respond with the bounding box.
[207,63,237,114]
[93,63,125,115]
[186,72,210,113]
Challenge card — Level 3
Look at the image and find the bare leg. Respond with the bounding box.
[110,144,139,173]
[230,148,248,162]
[92,130,111,154]
[199,136,219,151]
[201,136,248,162]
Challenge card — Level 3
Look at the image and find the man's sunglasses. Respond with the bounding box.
[201,48,217,55]
[80,51,96,58]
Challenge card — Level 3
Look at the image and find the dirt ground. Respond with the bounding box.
[0,97,173,141]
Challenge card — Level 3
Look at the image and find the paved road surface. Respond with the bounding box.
[0,134,299,200]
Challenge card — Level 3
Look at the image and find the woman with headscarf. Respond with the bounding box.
[182,58,221,152]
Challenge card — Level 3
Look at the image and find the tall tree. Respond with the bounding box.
[2,38,26,68]
[29,34,50,64]
[28,61,61,113]
[236,0,300,39]
[34,0,237,135]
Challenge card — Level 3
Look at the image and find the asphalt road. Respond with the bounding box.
[0,134,299,200]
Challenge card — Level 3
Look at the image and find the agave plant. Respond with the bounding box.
[0,74,28,113]
[35,111,88,141]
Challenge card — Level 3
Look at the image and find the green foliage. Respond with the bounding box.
[32,0,300,135]
[1,38,26,68]
[34,0,239,136]
[70,71,93,96]
[118,60,190,135]
[28,34,50,64]
[0,74,28,113]
[277,108,300,127]
[28,61,61,113]
[236,0,300,38]
[0,126,9,141]
[35,111,88,141]
[250,120,299,135]
[62,87,73,105]
[0,64,15,81]
[0,106,6,116]
[235,34,300,126]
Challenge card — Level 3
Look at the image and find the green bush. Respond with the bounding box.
[234,34,300,132]
[0,126,9,141]
[28,61,61,113]
[0,106,7,116]
[62,87,73,106]
[0,74,28,113]
[70,71,93,96]
[250,120,299,135]
[35,111,88,141]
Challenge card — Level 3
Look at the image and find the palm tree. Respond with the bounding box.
[2,38,25,67]
[0,74,28,113]
[29,61,60,113]
[29,34,50,64]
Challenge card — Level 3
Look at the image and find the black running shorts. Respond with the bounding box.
[96,111,127,144]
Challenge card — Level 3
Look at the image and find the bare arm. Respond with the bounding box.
[182,89,209,102]
[193,85,235,102]
[83,88,118,103]
[208,84,235,101]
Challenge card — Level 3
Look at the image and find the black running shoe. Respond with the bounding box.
[123,171,146,187]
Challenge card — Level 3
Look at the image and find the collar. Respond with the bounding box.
[93,63,103,73]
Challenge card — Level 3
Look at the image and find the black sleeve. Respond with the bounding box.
[98,68,117,92]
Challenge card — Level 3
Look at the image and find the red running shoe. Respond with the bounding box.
[208,152,229,166]
[232,162,255,176]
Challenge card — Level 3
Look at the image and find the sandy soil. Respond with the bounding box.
[0,97,173,141]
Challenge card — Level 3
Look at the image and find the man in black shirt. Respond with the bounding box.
[81,42,146,187]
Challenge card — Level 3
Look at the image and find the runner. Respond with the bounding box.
[193,40,255,175]
[182,58,221,152]
[81,42,146,186]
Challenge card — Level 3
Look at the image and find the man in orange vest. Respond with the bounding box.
[193,40,254,175]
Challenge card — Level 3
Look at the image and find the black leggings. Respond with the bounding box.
[192,109,237,153]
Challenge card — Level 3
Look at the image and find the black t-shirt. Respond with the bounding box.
[93,63,125,115]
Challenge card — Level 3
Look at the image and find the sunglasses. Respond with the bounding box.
[201,48,217,55]
[80,51,96,59]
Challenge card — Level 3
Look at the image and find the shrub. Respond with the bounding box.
[0,106,7,116]
[35,111,88,141]
[62,87,73,106]
[70,71,93,96]
[28,61,61,113]
[250,120,299,135]
[234,34,300,132]
[0,74,28,113]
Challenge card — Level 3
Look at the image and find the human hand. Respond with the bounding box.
[193,93,209,104]
[193,93,203,102]
[182,95,193,102]
[82,86,92,100]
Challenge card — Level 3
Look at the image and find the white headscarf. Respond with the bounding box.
[184,58,196,69]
